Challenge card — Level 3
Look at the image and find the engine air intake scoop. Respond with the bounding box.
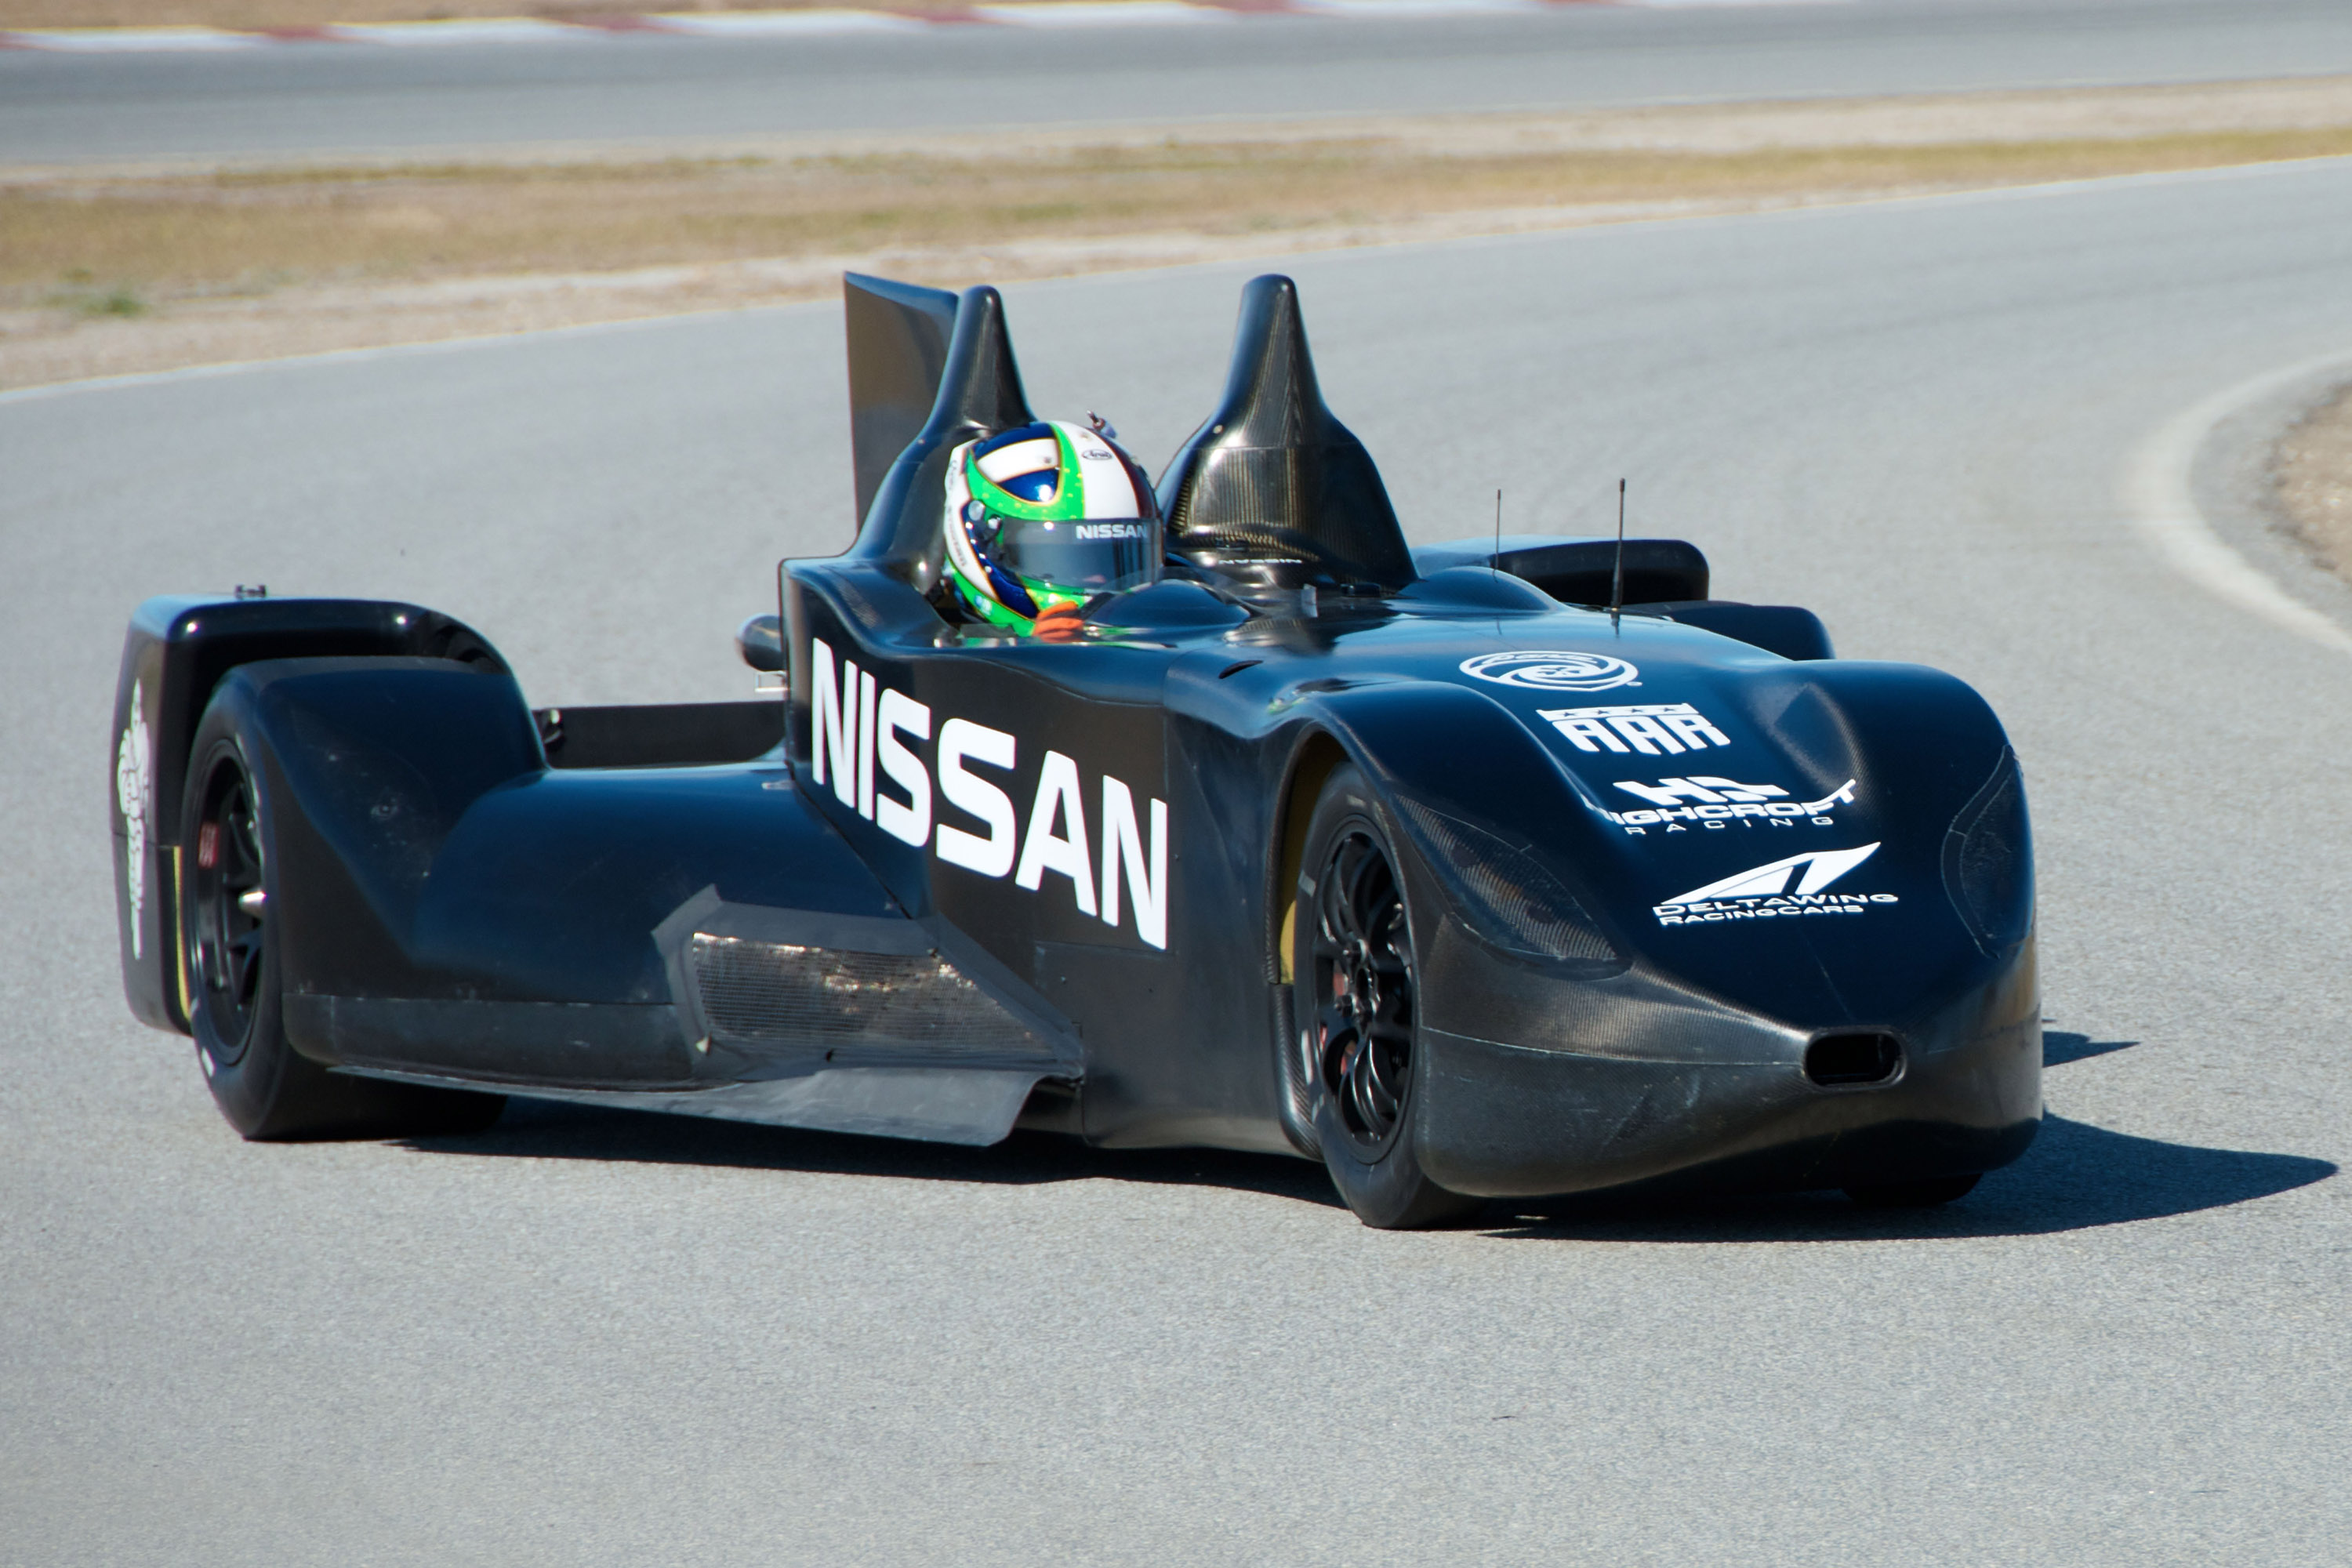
[1157,274,1417,593]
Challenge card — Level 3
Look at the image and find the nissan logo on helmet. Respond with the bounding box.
[1459,651,1640,691]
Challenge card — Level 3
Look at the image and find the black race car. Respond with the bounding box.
[108,273,2039,1227]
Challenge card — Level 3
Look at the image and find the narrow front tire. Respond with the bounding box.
[181,694,504,1141]
[1290,763,1482,1231]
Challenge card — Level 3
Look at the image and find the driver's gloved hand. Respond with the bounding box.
[1032,604,1083,642]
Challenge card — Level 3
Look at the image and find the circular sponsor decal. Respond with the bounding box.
[1458,650,1639,691]
[116,681,151,959]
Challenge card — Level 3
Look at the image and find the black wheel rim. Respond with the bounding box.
[191,752,266,1062]
[1310,824,1416,1154]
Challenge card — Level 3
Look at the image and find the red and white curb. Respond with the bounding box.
[2,0,1844,53]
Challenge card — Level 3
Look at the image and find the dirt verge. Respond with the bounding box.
[10,78,2352,391]
[2273,383,2352,583]
[2,0,1000,29]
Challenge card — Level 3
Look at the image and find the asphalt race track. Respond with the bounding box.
[8,0,2352,165]
[6,158,2352,1558]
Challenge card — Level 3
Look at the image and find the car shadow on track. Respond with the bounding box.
[392,1033,2332,1236]
[1476,1114,2336,1242]
[2040,1030,2140,1066]
[1480,1033,2336,1241]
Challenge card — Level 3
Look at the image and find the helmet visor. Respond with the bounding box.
[985,514,1162,597]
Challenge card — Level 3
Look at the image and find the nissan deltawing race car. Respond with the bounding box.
[108,273,2040,1228]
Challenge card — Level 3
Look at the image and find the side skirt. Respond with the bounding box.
[337,1062,1057,1147]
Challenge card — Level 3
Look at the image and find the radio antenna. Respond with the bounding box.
[1609,477,1627,622]
[1493,488,1503,578]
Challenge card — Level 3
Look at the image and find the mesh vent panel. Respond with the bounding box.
[1398,800,1618,965]
[1168,444,1412,583]
[1957,768,2026,933]
[692,935,1047,1055]
[1171,448,1317,562]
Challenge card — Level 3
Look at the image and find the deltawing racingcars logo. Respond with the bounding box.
[1652,843,1897,927]
[1602,776,1857,836]
[1460,651,1639,691]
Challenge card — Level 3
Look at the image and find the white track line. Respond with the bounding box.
[648,9,925,34]
[1291,0,1550,16]
[326,17,594,44]
[975,2,1232,24]
[0,0,1846,51]
[2122,349,2352,658]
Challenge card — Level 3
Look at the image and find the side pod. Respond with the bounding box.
[168,641,1073,1145]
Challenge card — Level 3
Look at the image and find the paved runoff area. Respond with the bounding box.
[5,151,2350,1562]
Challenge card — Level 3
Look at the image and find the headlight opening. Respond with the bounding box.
[1942,746,2034,957]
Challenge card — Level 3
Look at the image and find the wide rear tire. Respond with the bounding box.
[1290,764,1482,1231]
[181,695,505,1141]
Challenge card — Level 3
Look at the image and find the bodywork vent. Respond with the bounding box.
[691,935,1049,1057]
[1805,1030,1902,1087]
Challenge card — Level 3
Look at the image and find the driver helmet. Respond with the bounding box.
[942,419,1162,633]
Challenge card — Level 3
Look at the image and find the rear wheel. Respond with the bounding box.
[182,697,504,1141]
[1290,764,1481,1231]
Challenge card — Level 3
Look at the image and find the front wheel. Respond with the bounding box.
[1290,764,1482,1231]
[181,695,504,1141]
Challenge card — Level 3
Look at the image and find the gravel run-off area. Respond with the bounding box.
[2273,382,2352,582]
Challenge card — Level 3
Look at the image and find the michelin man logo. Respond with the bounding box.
[1460,650,1639,691]
[115,682,151,958]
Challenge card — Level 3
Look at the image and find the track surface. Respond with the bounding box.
[8,0,2352,165]
[6,161,2352,1561]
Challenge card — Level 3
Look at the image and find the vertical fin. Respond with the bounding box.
[926,285,1033,437]
[1156,275,1416,590]
[844,273,960,532]
[849,284,1038,591]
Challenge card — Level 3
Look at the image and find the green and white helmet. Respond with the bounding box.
[942,419,1162,632]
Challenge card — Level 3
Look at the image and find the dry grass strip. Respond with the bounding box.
[9,103,2352,390]
[20,128,2352,305]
